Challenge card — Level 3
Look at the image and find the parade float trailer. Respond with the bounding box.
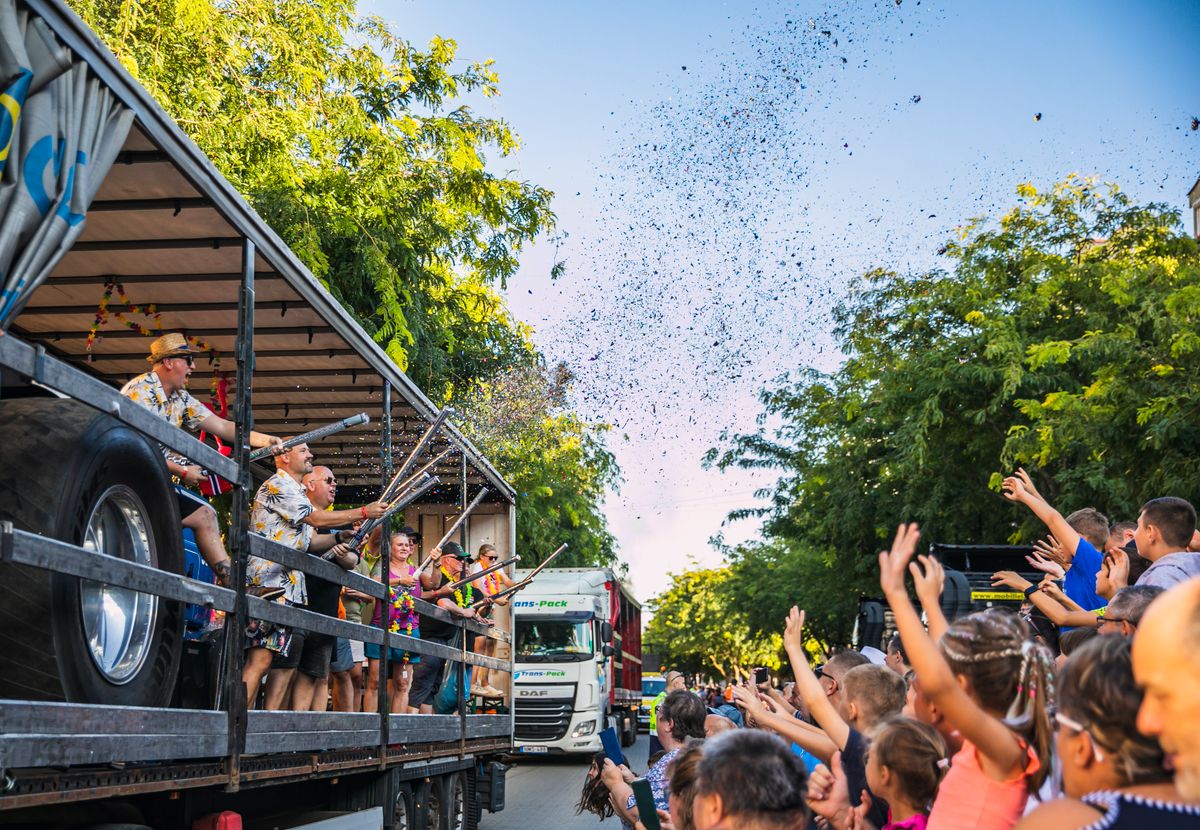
[0,1,515,827]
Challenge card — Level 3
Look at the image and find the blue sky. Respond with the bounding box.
[364,0,1200,606]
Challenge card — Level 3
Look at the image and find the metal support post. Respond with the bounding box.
[221,237,255,790]
[458,453,468,753]
[378,382,392,769]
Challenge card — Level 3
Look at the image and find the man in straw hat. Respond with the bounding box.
[121,332,283,587]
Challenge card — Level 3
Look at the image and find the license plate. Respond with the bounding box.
[520,745,549,754]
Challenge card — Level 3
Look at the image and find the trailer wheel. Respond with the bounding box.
[394,781,415,830]
[0,399,184,706]
[443,771,467,830]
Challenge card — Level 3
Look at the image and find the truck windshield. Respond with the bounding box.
[515,618,594,662]
[642,678,665,696]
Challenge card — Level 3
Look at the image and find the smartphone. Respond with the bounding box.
[631,778,660,830]
[754,666,770,685]
[599,725,626,767]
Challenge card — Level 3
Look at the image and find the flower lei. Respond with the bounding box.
[86,278,223,397]
[441,565,473,607]
[388,564,417,663]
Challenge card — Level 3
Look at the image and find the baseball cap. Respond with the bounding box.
[441,541,469,559]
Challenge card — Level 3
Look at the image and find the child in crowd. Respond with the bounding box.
[736,610,905,829]
[864,717,948,830]
[880,524,1055,830]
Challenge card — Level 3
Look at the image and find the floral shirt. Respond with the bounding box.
[247,471,313,604]
[623,747,679,830]
[120,371,209,467]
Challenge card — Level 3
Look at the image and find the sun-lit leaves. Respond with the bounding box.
[69,0,554,400]
[644,567,782,680]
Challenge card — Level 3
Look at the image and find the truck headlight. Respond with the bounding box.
[572,721,597,738]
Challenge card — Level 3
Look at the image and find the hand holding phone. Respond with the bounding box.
[754,666,770,685]
[599,725,626,768]
[631,778,661,830]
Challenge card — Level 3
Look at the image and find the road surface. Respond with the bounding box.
[480,733,652,829]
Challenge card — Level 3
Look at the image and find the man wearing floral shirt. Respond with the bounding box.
[121,333,282,586]
[243,442,387,709]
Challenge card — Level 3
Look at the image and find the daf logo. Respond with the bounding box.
[519,689,550,697]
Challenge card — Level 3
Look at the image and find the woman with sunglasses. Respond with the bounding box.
[1015,635,1200,828]
[469,543,515,698]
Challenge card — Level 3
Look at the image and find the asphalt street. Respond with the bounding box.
[479,733,651,830]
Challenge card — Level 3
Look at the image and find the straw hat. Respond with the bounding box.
[147,332,196,363]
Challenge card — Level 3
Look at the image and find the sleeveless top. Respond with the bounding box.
[927,738,1039,830]
[1079,790,1200,829]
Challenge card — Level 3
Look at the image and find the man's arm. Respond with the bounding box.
[991,572,1099,628]
[198,413,280,450]
[303,503,385,529]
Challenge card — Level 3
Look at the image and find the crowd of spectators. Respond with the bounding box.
[579,471,1200,829]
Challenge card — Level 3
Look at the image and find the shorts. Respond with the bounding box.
[364,640,422,670]
[272,630,334,679]
[175,485,212,520]
[350,640,365,663]
[330,637,356,673]
[245,599,295,656]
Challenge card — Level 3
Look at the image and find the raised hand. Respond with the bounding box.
[991,570,1032,592]
[1108,549,1130,590]
[845,791,877,830]
[1033,535,1069,567]
[1025,549,1066,580]
[1014,467,1043,500]
[782,606,807,655]
[730,684,769,722]
[878,523,921,596]
[911,554,945,609]
[1001,474,1029,503]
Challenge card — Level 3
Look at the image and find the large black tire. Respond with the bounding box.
[394,781,415,830]
[0,398,185,706]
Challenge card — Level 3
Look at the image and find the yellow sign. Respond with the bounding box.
[970,590,1025,601]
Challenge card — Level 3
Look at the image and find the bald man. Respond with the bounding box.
[1132,577,1200,798]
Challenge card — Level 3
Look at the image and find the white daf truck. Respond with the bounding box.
[510,568,642,756]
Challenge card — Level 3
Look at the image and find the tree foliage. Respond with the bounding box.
[69,0,553,399]
[707,177,1200,644]
[69,0,622,565]
[455,360,620,568]
[644,567,782,680]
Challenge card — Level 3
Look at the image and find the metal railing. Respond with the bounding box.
[0,241,513,793]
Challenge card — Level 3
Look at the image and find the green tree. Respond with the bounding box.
[69,0,553,400]
[644,567,782,680]
[708,177,1200,638]
[455,359,620,568]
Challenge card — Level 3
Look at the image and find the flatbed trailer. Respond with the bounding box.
[0,1,517,827]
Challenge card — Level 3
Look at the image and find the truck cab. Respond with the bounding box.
[511,569,641,755]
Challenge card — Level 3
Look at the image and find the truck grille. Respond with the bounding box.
[514,700,573,741]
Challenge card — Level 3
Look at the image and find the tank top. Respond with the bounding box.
[1080,790,1200,829]
[927,738,1039,830]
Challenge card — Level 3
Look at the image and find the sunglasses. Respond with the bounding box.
[481,555,497,561]
[172,354,195,367]
[322,477,336,486]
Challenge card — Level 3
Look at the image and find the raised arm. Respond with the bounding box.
[911,554,949,642]
[1002,469,1081,558]
[881,524,1025,779]
[731,685,839,763]
[991,571,1099,629]
[782,607,850,751]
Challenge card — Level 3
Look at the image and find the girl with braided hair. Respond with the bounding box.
[1015,635,1200,829]
[880,524,1055,830]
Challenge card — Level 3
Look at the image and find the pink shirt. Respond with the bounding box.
[885,813,928,830]
[927,739,1039,830]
